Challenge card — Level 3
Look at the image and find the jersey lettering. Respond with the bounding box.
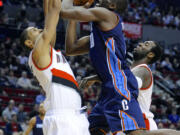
[122,99,129,111]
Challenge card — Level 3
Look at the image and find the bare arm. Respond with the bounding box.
[61,0,118,30]
[65,21,90,56]
[24,117,36,135]
[33,0,61,68]
[43,0,57,48]
[132,66,152,89]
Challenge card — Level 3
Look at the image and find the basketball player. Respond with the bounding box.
[24,103,45,135]
[19,0,90,135]
[80,41,162,131]
[63,13,180,135]
[61,1,147,134]
[131,41,161,131]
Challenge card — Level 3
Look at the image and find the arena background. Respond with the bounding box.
[0,0,180,134]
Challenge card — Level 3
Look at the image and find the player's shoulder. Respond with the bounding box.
[138,64,152,75]
[29,116,37,125]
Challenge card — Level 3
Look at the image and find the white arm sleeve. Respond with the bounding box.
[135,76,143,89]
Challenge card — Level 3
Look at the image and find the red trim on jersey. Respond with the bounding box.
[139,65,153,91]
[57,49,61,52]
[32,47,53,71]
[143,113,150,130]
[51,68,78,87]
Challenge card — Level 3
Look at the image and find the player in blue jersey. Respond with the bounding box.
[61,0,180,135]
[24,103,45,135]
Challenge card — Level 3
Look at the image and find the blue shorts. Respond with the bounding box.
[88,95,146,133]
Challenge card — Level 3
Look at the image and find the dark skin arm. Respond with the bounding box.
[24,117,36,135]
[61,0,118,31]
[65,21,90,56]
[132,66,152,89]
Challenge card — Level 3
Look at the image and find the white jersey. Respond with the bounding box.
[132,64,154,118]
[28,47,81,112]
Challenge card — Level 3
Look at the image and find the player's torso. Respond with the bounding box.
[28,48,81,111]
[33,116,43,135]
[89,14,139,101]
[132,64,154,118]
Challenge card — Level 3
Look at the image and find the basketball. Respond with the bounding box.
[73,0,94,6]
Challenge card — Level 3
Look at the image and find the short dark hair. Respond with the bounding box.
[148,41,163,64]
[113,0,128,14]
[20,29,28,46]
[20,29,31,52]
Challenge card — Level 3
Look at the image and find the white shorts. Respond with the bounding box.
[43,109,90,135]
[144,117,158,130]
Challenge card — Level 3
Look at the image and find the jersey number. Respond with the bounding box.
[122,99,129,111]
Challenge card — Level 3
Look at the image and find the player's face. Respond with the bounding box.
[133,41,155,61]
[134,41,155,52]
[25,27,43,48]
[39,103,45,115]
[27,27,43,41]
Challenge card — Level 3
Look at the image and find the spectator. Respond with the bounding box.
[17,71,33,89]
[35,89,45,104]
[157,122,164,129]
[2,100,17,122]
[18,52,28,65]
[6,70,17,88]
[174,13,180,28]
[17,104,27,123]
[5,113,23,135]
[0,129,4,135]
[168,110,180,124]
[161,57,174,71]
[29,104,39,118]
[0,68,10,87]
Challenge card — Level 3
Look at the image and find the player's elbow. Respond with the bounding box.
[65,48,76,56]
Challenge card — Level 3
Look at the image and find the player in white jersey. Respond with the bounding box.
[19,0,90,135]
[79,41,163,133]
[131,64,156,131]
[131,41,162,131]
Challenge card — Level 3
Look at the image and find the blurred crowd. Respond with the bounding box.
[123,0,180,30]
[0,0,180,30]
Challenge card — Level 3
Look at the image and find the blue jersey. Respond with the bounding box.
[89,14,138,101]
[88,13,146,133]
[33,116,43,135]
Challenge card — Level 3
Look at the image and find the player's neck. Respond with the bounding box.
[131,59,147,68]
[39,114,44,120]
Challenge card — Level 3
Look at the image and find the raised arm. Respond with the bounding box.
[43,0,57,48]
[32,0,61,68]
[60,0,117,30]
[24,117,36,135]
[65,21,90,56]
